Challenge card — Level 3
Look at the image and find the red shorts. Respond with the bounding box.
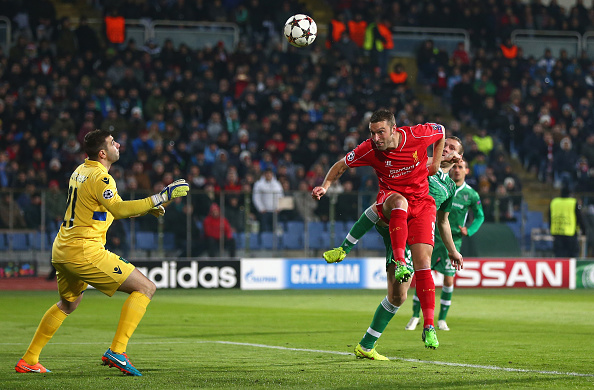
[375,190,436,246]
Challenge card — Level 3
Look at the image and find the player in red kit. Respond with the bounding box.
[312,109,462,354]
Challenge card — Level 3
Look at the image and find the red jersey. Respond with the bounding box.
[345,123,444,200]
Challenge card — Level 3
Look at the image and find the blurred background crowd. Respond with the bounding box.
[1,0,594,256]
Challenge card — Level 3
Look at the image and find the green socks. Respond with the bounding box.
[360,296,399,349]
[438,285,453,321]
[341,206,379,254]
[411,292,421,318]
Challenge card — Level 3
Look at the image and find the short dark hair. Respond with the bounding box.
[83,129,111,160]
[369,109,396,128]
[447,135,464,154]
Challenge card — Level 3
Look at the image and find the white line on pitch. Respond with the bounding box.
[2,339,593,378]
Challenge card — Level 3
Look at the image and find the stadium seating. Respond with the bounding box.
[523,211,546,251]
[163,232,176,251]
[260,232,282,250]
[306,221,327,250]
[235,232,260,251]
[282,221,305,249]
[135,231,158,251]
[8,233,30,251]
[29,232,51,250]
[360,228,386,251]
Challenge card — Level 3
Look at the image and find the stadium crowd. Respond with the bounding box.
[1,0,594,252]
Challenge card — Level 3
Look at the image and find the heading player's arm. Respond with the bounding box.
[311,158,348,200]
[428,135,445,176]
[436,209,463,270]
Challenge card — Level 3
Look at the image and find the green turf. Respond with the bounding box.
[1,289,593,389]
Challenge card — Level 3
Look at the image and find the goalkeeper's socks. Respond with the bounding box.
[389,208,408,260]
[360,296,398,349]
[438,285,453,321]
[411,291,421,318]
[111,292,151,354]
[23,304,68,365]
[341,206,379,254]
[415,269,436,328]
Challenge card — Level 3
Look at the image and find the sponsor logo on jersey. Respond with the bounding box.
[103,189,114,199]
[385,160,392,167]
[102,177,110,184]
[113,266,122,274]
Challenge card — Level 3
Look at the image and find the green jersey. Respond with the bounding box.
[448,182,484,240]
[429,168,457,212]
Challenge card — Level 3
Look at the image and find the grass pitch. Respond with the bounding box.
[1,288,593,389]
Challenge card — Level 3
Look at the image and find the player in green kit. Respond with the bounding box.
[406,158,484,331]
[322,136,463,356]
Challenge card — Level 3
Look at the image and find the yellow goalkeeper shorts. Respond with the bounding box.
[52,240,135,301]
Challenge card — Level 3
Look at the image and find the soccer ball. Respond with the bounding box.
[283,14,317,48]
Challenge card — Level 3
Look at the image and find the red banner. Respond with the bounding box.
[449,258,574,288]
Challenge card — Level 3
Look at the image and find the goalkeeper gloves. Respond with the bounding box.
[131,205,165,218]
[148,205,166,218]
[151,179,190,206]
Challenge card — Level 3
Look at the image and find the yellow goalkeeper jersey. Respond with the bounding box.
[53,159,153,261]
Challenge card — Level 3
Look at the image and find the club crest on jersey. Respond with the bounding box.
[347,151,355,162]
[103,189,114,199]
[412,150,418,163]
[464,195,468,201]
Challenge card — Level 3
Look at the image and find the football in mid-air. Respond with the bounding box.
[283,14,317,48]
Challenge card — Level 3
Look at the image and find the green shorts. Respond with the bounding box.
[377,225,414,274]
[429,237,462,277]
[379,225,460,276]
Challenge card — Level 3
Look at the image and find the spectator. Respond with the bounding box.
[75,16,101,55]
[363,17,393,74]
[472,128,494,156]
[0,193,27,229]
[416,39,438,87]
[452,41,470,65]
[554,136,578,190]
[203,203,236,257]
[252,168,283,232]
[55,17,77,57]
[348,13,367,48]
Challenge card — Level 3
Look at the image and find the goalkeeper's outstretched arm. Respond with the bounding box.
[102,179,190,220]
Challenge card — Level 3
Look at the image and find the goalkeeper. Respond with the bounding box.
[15,129,190,376]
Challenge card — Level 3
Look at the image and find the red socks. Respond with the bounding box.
[389,208,407,261]
[415,268,435,328]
